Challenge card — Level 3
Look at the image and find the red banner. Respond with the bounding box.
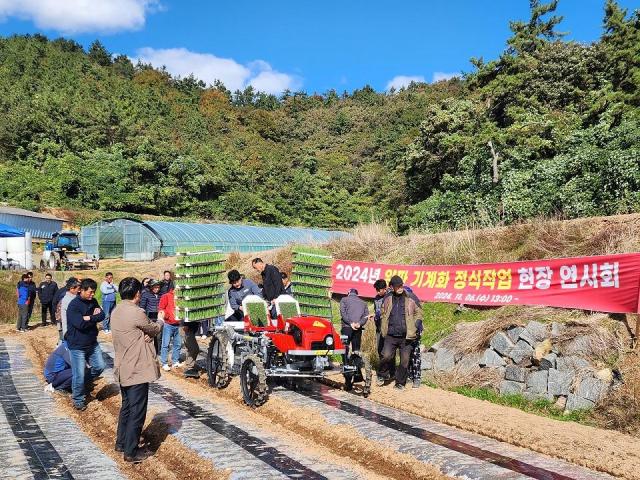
[331,253,640,313]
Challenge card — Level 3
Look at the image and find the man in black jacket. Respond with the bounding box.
[38,273,58,326]
[66,278,105,410]
[252,258,284,318]
[159,270,175,296]
[25,272,37,324]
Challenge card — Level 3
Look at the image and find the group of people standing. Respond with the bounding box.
[339,275,424,390]
[16,271,58,332]
[38,257,422,464]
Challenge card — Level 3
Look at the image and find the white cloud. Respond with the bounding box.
[248,68,301,95]
[0,0,159,34]
[431,71,459,83]
[385,75,425,91]
[136,47,250,92]
[135,47,301,95]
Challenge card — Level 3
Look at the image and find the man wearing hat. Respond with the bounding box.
[377,275,424,390]
[140,280,162,352]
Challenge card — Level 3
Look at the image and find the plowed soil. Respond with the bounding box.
[5,323,639,479]
[12,325,446,479]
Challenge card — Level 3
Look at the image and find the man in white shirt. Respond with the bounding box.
[100,272,118,334]
[60,279,81,339]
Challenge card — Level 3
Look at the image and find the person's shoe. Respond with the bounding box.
[199,335,207,340]
[162,364,171,371]
[395,383,405,391]
[376,376,385,387]
[124,449,151,464]
[413,379,421,389]
[103,330,111,335]
[74,403,87,411]
[44,383,54,393]
[173,361,184,368]
[184,368,200,378]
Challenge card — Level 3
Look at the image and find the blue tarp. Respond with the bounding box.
[0,223,25,237]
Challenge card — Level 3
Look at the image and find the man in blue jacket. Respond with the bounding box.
[44,341,72,392]
[16,273,30,332]
[226,270,262,321]
[66,278,105,410]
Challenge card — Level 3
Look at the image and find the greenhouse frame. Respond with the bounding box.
[80,218,348,261]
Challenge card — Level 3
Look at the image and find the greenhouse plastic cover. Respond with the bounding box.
[145,221,346,251]
[81,218,349,260]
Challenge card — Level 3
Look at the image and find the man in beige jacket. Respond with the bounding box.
[111,277,163,463]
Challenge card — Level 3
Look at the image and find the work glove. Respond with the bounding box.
[415,319,424,335]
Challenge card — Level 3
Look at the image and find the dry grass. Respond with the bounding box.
[0,270,22,325]
[440,313,523,354]
[328,214,640,265]
[225,246,294,285]
[592,352,640,435]
[552,315,624,364]
[328,223,395,262]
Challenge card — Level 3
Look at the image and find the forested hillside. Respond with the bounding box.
[0,0,638,231]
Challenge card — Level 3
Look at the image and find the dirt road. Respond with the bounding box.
[1,326,637,479]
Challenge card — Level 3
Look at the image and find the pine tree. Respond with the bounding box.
[88,40,112,66]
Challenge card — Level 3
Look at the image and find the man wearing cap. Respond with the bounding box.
[377,275,424,390]
[227,270,262,322]
[140,280,162,352]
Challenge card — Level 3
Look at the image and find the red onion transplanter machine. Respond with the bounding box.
[206,294,372,406]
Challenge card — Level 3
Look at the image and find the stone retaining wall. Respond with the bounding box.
[422,320,618,412]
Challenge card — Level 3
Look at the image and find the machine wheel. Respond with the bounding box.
[240,355,268,407]
[206,334,231,389]
[39,259,46,271]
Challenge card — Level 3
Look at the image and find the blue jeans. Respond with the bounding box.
[69,343,105,407]
[102,300,116,331]
[160,323,182,365]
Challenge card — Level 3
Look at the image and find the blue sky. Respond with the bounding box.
[0,0,637,94]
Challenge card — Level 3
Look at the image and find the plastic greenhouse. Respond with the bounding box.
[80,218,348,261]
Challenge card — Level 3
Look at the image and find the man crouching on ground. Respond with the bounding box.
[111,277,164,463]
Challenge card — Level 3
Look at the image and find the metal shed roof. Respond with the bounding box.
[0,206,65,221]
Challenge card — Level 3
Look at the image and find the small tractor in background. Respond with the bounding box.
[206,294,372,407]
[40,231,99,271]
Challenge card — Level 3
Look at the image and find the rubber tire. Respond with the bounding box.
[206,335,231,389]
[240,355,268,408]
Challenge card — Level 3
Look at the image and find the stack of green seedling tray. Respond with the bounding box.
[291,246,333,320]
[174,247,226,322]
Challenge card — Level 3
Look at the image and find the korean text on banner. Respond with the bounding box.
[331,253,640,313]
